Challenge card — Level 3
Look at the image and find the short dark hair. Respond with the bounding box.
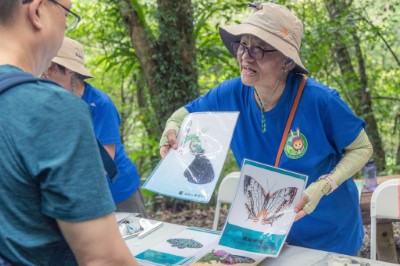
[0,0,21,25]
[54,63,85,81]
[54,63,67,74]
[73,73,86,81]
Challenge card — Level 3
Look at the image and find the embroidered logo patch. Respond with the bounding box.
[280,27,289,37]
[284,127,308,159]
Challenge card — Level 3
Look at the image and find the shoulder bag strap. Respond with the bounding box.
[275,74,308,167]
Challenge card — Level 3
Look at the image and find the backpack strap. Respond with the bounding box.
[0,253,12,266]
[0,72,59,94]
[0,72,118,182]
[96,139,119,182]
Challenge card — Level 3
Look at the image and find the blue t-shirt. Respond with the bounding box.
[185,72,365,255]
[0,65,116,265]
[82,83,140,204]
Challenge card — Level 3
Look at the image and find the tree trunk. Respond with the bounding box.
[116,0,199,138]
[324,0,386,171]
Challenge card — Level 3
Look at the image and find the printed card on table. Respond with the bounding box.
[192,245,266,266]
[142,112,239,203]
[218,159,308,258]
[135,227,221,266]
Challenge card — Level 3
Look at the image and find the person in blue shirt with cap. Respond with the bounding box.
[43,37,147,217]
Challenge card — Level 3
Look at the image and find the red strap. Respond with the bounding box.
[275,75,308,167]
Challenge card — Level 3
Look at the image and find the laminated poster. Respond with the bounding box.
[142,112,239,203]
[217,159,308,258]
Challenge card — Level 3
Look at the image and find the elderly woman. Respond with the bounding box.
[159,3,372,255]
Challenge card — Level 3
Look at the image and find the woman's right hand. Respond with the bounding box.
[158,107,189,157]
[159,129,179,157]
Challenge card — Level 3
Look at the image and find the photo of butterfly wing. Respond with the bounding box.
[243,175,297,225]
[166,238,203,249]
[264,184,297,225]
[221,253,256,264]
[195,249,256,265]
[243,175,269,223]
[183,134,215,184]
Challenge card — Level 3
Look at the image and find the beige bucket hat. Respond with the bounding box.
[52,37,94,79]
[219,3,309,74]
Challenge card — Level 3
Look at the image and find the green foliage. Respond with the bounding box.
[193,0,247,92]
[285,0,400,171]
[70,0,400,180]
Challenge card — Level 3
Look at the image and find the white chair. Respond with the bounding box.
[370,179,400,260]
[212,171,240,231]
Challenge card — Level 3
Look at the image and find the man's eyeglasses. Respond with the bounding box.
[231,42,277,60]
[22,0,81,31]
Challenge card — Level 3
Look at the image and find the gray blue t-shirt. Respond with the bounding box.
[0,65,116,265]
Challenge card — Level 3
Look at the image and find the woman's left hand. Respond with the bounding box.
[294,178,332,221]
[293,192,309,221]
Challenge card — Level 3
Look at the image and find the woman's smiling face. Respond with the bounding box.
[237,35,286,88]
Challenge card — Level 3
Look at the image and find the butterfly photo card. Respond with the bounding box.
[192,245,267,266]
[218,159,308,257]
[142,112,239,203]
[135,227,221,266]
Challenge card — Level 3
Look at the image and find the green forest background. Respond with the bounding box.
[66,0,399,207]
